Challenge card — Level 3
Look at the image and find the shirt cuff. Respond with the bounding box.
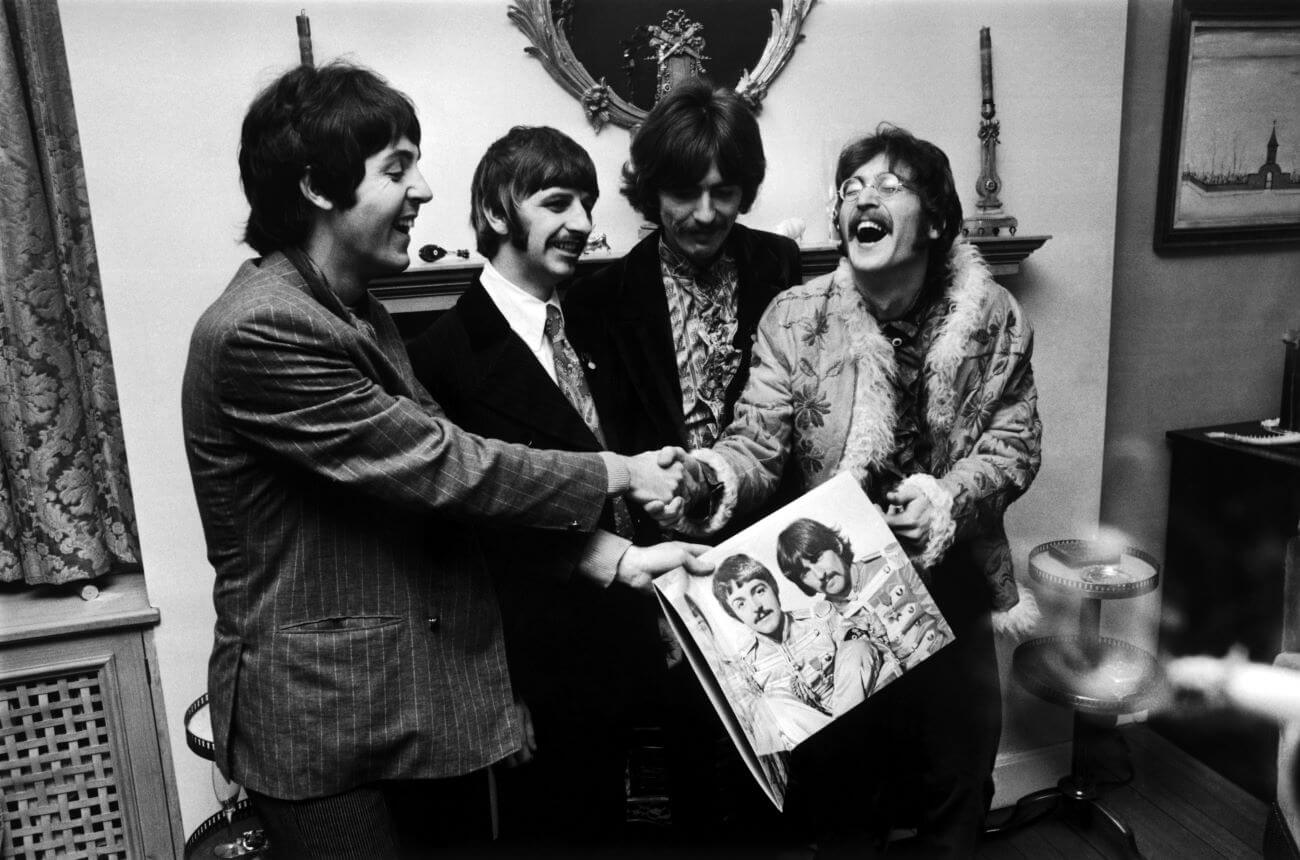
[599,452,630,496]
[577,530,633,588]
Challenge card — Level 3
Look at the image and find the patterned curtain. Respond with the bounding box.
[0,0,139,584]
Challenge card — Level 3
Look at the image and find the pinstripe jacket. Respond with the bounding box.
[181,252,611,800]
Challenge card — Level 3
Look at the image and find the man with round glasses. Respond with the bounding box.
[670,123,1042,856]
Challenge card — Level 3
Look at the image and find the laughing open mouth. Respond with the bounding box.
[854,220,889,244]
[550,237,585,255]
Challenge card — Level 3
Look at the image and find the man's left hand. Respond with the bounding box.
[883,483,934,551]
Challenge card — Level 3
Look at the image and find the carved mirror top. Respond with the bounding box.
[508,0,815,131]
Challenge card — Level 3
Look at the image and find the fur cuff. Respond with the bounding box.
[991,588,1041,640]
[674,449,740,537]
[899,473,956,570]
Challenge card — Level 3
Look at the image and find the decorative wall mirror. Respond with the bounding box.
[508,0,815,130]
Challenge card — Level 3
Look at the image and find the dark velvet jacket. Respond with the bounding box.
[563,222,802,457]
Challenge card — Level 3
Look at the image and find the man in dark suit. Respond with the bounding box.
[181,62,685,858]
[564,79,801,473]
[405,126,713,853]
[562,80,804,848]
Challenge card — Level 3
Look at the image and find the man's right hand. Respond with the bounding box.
[625,446,686,508]
[614,541,715,590]
[643,453,711,529]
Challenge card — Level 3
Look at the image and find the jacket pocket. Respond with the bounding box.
[279,615,403,633]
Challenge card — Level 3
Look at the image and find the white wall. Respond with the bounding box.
[60,0,1128,834]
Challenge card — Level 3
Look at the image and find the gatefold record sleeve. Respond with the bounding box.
[654,473,953,810]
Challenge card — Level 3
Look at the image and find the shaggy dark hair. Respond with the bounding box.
[833,123,963,281]
[620,79,765,225]
[776,519,854,597]
[239,61,421,255]
[470,125,598,258]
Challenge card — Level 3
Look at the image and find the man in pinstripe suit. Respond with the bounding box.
[181,62,686,858]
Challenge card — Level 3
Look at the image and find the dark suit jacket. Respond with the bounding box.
[564,223,803,540]
[181,253,610,800]
[564,223,801,455]
[405,280,656,726]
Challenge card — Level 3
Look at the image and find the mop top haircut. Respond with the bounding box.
[713,553,782,623]
[470,125,599,258]
[620,78,765,226]
[239,61,422,256]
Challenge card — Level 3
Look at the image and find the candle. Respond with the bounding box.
[297,10,313,67]
[979,27,993,104]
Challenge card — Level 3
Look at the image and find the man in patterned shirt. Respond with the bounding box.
[564,78,803,845]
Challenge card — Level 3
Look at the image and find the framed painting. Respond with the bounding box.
[1154,0,1300,251]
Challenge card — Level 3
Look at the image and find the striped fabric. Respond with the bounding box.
[181,252,611,800]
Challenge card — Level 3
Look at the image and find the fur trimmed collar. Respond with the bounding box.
[830,240,997,483]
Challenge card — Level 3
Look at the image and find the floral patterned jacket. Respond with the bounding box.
[692,241,1042,620]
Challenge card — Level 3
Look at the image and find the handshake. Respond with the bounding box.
[614,446,715,590]
[621,446,709,527]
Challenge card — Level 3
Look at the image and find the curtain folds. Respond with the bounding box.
[0,0,139,584]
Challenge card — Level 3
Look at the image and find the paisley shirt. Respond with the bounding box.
[660,239,741,450]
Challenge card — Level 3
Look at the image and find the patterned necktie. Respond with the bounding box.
[546,305,605,446]
[545,305,634,538]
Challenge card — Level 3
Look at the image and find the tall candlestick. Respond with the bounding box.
[963,26,1017,237]
[297,10,314,67]
[979,27,993,104]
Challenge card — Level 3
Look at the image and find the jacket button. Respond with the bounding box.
[427,616,440,631]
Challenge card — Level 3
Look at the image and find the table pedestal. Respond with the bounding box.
[984,542,1161,857]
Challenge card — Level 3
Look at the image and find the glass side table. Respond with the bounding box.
[985,541,1163,858]
[183,693,271,859]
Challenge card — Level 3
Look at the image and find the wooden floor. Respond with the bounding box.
[977,724,1269,859]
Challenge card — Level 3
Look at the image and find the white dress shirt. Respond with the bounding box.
[479,260,561,384]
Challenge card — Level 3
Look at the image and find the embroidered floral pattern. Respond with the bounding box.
[716,242,1040,613]
[0,5,140,584]
[790,385,831,430]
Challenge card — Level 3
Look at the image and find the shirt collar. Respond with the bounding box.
[658,235,735,298]
[479,260,559,353]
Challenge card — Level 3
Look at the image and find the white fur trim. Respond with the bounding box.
[991,588,1040,640]
[675,448,740,537]
[923,239,996,436]
[898,473,955,570]
[828,259,898,482]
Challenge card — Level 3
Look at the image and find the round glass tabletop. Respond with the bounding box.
[1028,541,1160,598]
[1013,635,1165,714]
[185,800,270,859]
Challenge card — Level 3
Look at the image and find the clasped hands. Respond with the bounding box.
[623,446,710,528]
[614,447,714,590]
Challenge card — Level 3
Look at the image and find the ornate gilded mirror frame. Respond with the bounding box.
[507,0,815,131]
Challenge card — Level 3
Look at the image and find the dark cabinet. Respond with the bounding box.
[1155,423,1300,802]
[1162,423,1300,662]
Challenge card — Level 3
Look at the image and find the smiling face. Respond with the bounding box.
[657,161,742,267]
[489,185,593,294]
[800,549,851,600]
[837,153,938,280]
[315,135,431,297]
[725,578,784,639]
